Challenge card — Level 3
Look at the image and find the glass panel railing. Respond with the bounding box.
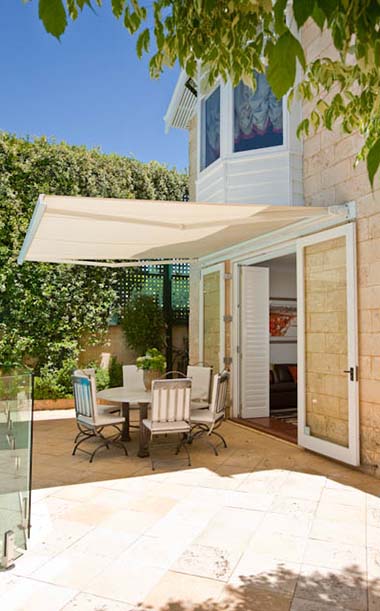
[0,369,33,568]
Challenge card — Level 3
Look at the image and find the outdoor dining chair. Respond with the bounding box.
[142,377,192,470]
[187,364,213,409]
[122,365,145,392]
[122,365,146,431]
[190,371,229,455]
[72,374,127,463]
[74,368,121,417]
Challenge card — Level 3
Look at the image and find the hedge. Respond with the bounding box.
[0,133,188,396]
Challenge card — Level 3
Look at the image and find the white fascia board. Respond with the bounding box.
[17,195,47,265]
[198,202,357,268]
[164,70,188,133]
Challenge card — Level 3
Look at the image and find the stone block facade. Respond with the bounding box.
[304,236,348,447]
[184,21,380,472]
[302,20,380,472]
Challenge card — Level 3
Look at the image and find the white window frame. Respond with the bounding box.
[226,79,289,158]
[198,82,222,175]
[199,263,225,373]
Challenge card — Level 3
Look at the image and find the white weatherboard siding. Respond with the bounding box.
[195,82,303,206]
[197,151,303,206]
[240,266,270,418]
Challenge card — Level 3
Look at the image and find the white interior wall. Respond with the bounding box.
[255,254,297,364]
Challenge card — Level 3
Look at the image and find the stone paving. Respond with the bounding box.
[1,413,380,610]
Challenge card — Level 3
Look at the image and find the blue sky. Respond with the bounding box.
[0,2,188,171]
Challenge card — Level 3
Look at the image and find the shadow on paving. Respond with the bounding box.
[139,565,378,611]
[31,416,380,499]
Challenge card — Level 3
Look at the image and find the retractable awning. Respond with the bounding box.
[18,195,337,267]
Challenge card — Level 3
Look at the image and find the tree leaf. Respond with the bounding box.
[316,0,336,20]
[111,0,125,19]
[136,28,150,58]
[273,0,288,35]
[267,30,306,98]
[367,138,380,187]
[66,0,78,20]
[293,0,315,27]
[312,4,326,29]
[39,0,67,38]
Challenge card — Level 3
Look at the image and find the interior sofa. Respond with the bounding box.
[270,363,297,412]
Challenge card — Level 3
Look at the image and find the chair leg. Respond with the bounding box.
[189,425,223,456]
[210,430,227,448]
[73,427,127,462]
[112,440,128,457]
[89,439,111,463]
[149,437,156,471]
[72,434,93,456]
[74,424,94,444]
[178,435,191,466]
[203,437,219,456]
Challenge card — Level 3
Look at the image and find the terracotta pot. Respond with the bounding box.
[143,369,161,391]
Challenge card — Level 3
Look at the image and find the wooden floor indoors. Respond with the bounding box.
[231,417,298,444]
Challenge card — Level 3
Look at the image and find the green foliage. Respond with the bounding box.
[31,0,380,183]
[34,355,78,399]
[136,348,166,372]
[122,293,165,355]
[0,132,187,397]
[108,355,123,388]
[94,365,110,391]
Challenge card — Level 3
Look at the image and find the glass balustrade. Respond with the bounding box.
[0,369,33,569]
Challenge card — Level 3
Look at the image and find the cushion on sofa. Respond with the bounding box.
[273,364,294,383]
[270,381,297,393]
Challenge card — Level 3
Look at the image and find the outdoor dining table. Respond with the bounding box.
[97,387,152,458]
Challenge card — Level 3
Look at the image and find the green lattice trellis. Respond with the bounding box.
[118,264,189,323]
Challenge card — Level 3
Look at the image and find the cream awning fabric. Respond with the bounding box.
[18,195,333,266]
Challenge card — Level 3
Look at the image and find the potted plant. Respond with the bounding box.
[136,348,166,391]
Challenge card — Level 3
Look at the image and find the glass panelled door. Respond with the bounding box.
[297,224,359,465]
[200,264,224,373]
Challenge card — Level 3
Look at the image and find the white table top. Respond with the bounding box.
[97,387,152,404]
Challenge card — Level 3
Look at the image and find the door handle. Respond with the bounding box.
[344,367,355,381]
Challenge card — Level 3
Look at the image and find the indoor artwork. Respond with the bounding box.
[269,298,297,342]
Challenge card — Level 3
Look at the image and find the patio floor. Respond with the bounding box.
[2,412,380,610]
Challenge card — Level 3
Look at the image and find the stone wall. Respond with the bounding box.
[80,323,189,370]
[80,326,136,368]
[302,20,380,471]
[304,236,349,447]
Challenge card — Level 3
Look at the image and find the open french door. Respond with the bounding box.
[239,266,270,419]
[297,223,359,465]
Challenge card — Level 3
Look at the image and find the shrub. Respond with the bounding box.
[34,355,78,400]
[108,356,123,388]
[136,348,166,372]
[122,294,165,355]
[0,133,188,387]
